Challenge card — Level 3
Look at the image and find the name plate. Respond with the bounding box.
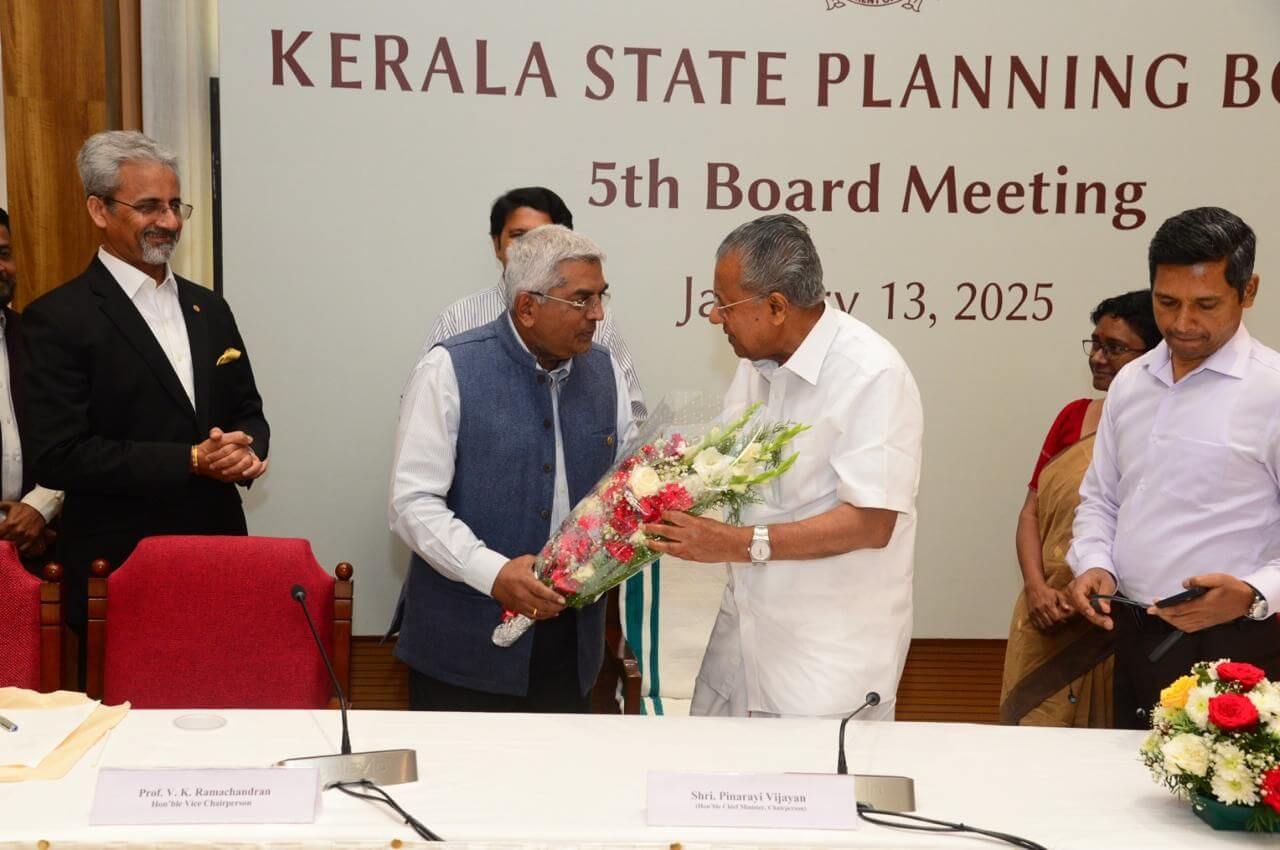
[647,771,859,831]
[89,767,321,825]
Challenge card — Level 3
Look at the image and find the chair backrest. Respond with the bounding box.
[87,536,352,709]
[0,542,61,691]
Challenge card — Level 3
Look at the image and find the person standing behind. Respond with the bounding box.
[1000,290,1160,727]
[645,214,923,719]
[420,186,645,421]
[1068,207,1280,728]
[22,131,269,634]
[0,208,63,560]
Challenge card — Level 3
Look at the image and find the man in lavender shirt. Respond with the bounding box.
[1067,207,1280,728]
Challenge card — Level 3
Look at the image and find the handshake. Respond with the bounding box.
[191,427,269,484]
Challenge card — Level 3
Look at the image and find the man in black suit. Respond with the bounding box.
[22,131,270,632]
[0,207,63,561]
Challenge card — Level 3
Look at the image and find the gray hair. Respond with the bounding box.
[76,130,180,199]
[502,224,605,307]
[716,214,824,308]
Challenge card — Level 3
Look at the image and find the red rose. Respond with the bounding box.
[659,482,694,512]
[638,495,664,523]
[1207,692,1260,732]
[611,503,639,536]
[1261,768,1280,815]
[1217,661,1267,691]
[605,540,636,563]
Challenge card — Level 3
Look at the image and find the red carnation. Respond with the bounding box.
[1217,661,1267,691]
[665,434,687,457]
[611,503,639,536]
[1207,692,1260,733]
[638,495,664,523]
[1261,768,1280,815]
[577,512,603,532]
[605,540,636,563]
[659,482,694,512]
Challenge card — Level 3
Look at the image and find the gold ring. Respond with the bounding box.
[532,607,538,619]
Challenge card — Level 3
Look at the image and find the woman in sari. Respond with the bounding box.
[1000,290,1161,726]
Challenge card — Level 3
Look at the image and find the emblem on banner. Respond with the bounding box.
[824,0,930,12]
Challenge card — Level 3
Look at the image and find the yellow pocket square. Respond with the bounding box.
[216,348,242,366]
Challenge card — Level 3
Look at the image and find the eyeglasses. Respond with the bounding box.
[711,294,764,316]
[533,291,611,311]
[100,196,194,220]
[1082,339,1144,359]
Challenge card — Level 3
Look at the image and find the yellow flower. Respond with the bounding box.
[1161,675,1197,710]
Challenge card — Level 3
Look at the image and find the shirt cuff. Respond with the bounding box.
[1066,543,1115,580]
[465,548,510,597]
[1242,566,1280,614]
[21,486,64,523]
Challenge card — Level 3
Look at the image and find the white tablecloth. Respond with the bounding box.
[0,710,1271,848]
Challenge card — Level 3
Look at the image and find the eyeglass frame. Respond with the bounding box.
[97,195,194,221]
[1081,338,1145,359]
[531,290,611,312]
[711,293,765,316]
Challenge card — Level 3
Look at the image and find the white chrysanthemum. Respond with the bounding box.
[1161,733,1210,777]
[1140,730,1163,756]
[1184,684,1216,728]
[1212,742,1247,773]
[1210,766,1260,807]
[1151,705,1176,726]
[628,465,662,498]
[1249,682,1280,722]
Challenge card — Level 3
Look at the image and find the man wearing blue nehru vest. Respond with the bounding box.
[388,225,637,711]
[1068,207,1280,728]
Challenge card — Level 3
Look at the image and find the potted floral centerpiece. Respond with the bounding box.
[1141,659,1280,831]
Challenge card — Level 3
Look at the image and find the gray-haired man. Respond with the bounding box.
[389,225,637,712]
[22,130,269,638]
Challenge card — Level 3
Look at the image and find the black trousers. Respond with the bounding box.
[409,611,590,713]
[1112,607,1280,729]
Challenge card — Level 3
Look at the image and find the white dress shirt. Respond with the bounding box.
[1069,324,1280,611]
[692,305,924,718]
[421,284,647,422]
[0,312,63,521]
[389,315,637,596]
[98,247,194,407]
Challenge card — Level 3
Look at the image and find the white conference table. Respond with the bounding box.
[0,709,1272,849]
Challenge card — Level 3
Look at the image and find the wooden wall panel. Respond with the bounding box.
[0,0,141,309]
[350,636,1009,722]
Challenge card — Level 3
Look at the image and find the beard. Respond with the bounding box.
[0,275,14,306]
[138,225,180,265]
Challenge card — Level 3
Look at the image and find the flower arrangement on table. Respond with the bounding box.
[492,401,808,647]
[1141,659,1280,832]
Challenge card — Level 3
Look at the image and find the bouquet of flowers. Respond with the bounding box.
[1141,659,1280,831]
[491,398,808,647]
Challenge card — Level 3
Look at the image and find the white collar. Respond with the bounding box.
[98,247,175,299]
[506,313,573,379]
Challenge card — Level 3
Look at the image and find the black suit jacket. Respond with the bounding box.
[3,306,36,497]
[22,256,270,624]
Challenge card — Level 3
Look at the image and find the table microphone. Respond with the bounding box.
[277,585,418,788]
[836,691,880,775]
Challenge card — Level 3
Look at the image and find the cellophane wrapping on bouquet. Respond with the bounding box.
[492,394,808,647]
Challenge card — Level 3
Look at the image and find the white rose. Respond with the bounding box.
[1160,733,1210,777]
[1249,682,1280,722]
[628,465,662,498]
[1183,684,1216,729]
[1210,766,1260,807]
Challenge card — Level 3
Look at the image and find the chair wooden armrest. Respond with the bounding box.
[86,558,112,700]
[39,562,63,692]
[331,562,353,710]
[591,586,642,714]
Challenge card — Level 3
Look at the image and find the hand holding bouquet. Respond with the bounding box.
[1141,658,1280,831]
[492,400,808,647]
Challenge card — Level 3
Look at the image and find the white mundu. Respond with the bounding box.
[693,306,924,719]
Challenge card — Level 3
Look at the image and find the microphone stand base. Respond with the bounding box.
[855,774,915,812]
[277,749,418,788]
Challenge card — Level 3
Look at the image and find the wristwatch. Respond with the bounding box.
[1247,585,1270,621]
[749,525,771,566]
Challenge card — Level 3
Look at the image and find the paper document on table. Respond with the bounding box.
[0,701,100,768]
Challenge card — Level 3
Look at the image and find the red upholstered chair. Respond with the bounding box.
[0,541,62,691]
[85,536,352,709]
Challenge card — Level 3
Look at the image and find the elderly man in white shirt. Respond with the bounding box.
[1067,206,1280,728]
[645,214,923,719]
